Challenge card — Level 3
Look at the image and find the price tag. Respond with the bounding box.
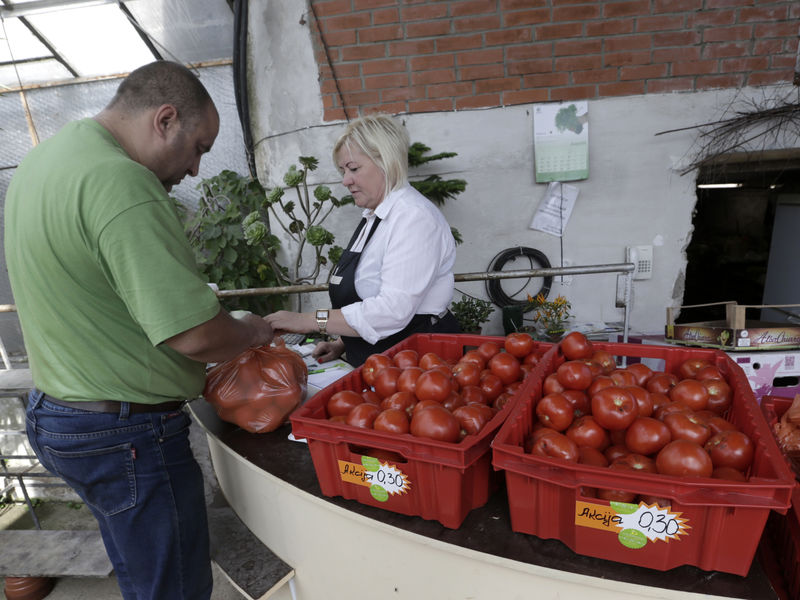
[338,456,411,502]
[575,500,689,549]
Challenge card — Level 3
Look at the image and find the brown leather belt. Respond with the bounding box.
[43,394,185,414]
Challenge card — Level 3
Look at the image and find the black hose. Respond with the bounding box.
[485,247,552,310]
[233,0,257,179]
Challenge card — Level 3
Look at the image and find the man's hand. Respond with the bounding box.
[312,338,345,363]
[165,309,274,363]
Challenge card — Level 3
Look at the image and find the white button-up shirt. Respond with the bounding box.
[340,184,456,345]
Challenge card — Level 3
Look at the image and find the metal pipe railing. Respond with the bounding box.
[0,263,637,341]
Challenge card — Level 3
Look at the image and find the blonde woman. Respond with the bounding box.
[267,114,459,366]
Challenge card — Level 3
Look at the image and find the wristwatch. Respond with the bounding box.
[315,309,329,335]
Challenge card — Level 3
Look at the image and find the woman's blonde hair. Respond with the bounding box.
[332,114,409,198]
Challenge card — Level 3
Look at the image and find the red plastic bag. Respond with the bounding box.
[203,341,308,433]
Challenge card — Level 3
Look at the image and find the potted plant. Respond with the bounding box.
[524,293,572,341]
[450,295,495,334]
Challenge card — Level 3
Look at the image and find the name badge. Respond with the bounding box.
[330,275,343,285]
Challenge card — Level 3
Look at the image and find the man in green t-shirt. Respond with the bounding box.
[4,61,271,600]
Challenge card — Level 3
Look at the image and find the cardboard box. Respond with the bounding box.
[665,301,800,351]
[733,351,800,402]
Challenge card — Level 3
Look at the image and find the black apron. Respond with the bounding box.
[329,216,461,367]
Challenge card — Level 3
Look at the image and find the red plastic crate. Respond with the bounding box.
[491,341,795,575]
[290,333,554,529]
[760,396,800,600]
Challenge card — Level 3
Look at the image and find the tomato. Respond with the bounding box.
[476,341,501,362]
[705,430,754,471]
[587,375,616,397]
[656,439,713,478]
[505,332,534,358]
[479,371,504,400]
[361,389,381,406]
[381,391,417,416]
[418,352,447,371]
[706,415,739,435]
[677,357,711,380]
[578,446,609,467]
[669,379,709,411]
[582,359,603,377]
[561,331,594,360]
[452,361,482,388]
[373,408,410,434]
[542,373,566,395]
[442,391,465,412]
[695,365,724,381]
[460,385,487,405]
[396,366,424,394]
[625,362,653,387]
[603,444,630,463]
[556,360,593,391]
[591,387,637,431]
[362,354,392,387]
[663,412,711,445]
[414,369,453,403]
[566,415,610,450]
[345,403,380,429]
[327,390,364,417]
[625,417,671,456]
[650,392,672,414]
[453,404,490,436]
[530,431,579,462]
[493,391,514,411]
[590,350,617,374]
[412,399,441,417]
[646,372,678,394]
[712,466,748,481]
[392,349,419,369]
[612,453,657,474]
[703,378,732,415]
[410,404,460,442]
[624,386,653,417]
[562,389,590,418]
[608,428,627,447]
[654,400,692,421]
[609,369,637,388]
[373,365,402,399]
[536,393,575,431]
[488,352,522,385]
[458,349,487,369]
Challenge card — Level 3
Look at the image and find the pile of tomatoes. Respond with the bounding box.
[325,333,547,443]
[527,332,756,503]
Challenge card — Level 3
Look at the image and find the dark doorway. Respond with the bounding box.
[681,156,800,324]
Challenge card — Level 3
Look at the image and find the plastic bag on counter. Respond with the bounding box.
[203,340,308,433]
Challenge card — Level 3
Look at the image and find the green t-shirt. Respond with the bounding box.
[4,118,220,403]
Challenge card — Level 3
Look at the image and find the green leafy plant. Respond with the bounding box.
[408,142,466,244]
[450,295,495,333]
[179,170,287,314]
[243,156,351,293]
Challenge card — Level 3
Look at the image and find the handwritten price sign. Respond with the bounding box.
[575,500,689,549]
[338,456,411,502]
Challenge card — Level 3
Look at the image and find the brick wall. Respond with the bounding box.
[309,0,800,121]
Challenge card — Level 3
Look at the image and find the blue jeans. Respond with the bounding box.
[26,390,213,600]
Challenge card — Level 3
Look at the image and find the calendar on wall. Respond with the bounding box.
[533,101,589,183]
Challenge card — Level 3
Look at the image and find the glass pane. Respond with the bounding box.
[0,15,50,63]
[26,4,154,77]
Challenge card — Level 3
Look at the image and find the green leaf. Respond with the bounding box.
[283,165,303,187]
[299,156,319,171]
[313,185,331,201]
[283,201,295,215]
[306,225,335,247]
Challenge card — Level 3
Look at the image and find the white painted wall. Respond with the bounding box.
[247,2,786,338]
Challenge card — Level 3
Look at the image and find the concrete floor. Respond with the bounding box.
[1,411,245,600]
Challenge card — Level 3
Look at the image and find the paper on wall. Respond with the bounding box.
[529,181,580,237]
